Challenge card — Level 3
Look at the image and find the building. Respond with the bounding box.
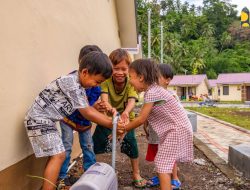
[0,1,139,189]
[216,73,250,101]
[168,74,210,100]
[208,79,218,100]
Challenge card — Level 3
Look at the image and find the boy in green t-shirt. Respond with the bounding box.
[93,48,147,188]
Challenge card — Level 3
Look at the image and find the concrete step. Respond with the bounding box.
[229,144,250,179]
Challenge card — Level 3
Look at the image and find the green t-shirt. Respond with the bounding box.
[101,77,138,120]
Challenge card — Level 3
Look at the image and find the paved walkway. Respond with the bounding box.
[194,114,250,161]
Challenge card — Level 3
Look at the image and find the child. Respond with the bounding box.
[57,45,103,186]
[24,51,114,190]
[145,64,181,189]
[118,59,193,190]
[92,49,147,188]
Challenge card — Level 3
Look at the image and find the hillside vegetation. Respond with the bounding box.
[137,0,250,78]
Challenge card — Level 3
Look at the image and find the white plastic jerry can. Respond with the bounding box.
[69,162,118,190]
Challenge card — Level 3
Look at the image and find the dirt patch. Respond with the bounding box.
[62,127,250,190]
[232,110,250,117]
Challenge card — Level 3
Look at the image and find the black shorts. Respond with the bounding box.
[92,125,139,159]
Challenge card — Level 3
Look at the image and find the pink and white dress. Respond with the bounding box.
[144,84,193,173]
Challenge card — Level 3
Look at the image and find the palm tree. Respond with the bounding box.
[220,31,232,52]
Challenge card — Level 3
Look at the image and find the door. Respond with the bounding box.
[181,87,186,100]
[247,86,250,101]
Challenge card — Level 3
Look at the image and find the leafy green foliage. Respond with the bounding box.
[137,0,249,77]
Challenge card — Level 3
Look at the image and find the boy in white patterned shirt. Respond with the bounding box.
[24,51,114,190]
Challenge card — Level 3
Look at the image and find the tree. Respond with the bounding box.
[202,0,237,45]
[136,0,249,78]
[219,31,233,52]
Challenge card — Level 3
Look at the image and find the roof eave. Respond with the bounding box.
[115,0,138,49]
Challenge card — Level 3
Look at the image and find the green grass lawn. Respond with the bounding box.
[186,107,250,130]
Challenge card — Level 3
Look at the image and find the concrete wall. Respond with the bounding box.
[196,80,209,97]
[209,86,218,100]
[0,0,137,189]
[168,86,183,100]
[169,80,209,100]
[115,0,137,48]
[168,86,176,93]
[218,84,242,101]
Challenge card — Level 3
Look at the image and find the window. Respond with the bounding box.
[223,85,229,95]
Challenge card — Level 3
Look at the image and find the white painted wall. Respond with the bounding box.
[0,0,122,171]
[218,84,242,101]
[210,86,218,100]
[196,80,209,97]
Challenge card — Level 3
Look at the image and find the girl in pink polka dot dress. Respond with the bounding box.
[118,59,193,190]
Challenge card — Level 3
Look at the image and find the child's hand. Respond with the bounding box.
[100,101,116,116]
[120,111,129,124]
[94,100,107,112]
[117,120,126,135]
[95,100,116,116]
[108,107,117,117]
[118,117,129,129]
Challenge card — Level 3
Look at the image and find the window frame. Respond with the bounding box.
[223,85,229,95]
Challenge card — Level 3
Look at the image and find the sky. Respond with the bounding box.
[181,0,248,15]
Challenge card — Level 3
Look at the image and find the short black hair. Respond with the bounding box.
[79,51,113,79]
[129,59,160,85]
[158,63,174,79]
[78,45,103,63]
